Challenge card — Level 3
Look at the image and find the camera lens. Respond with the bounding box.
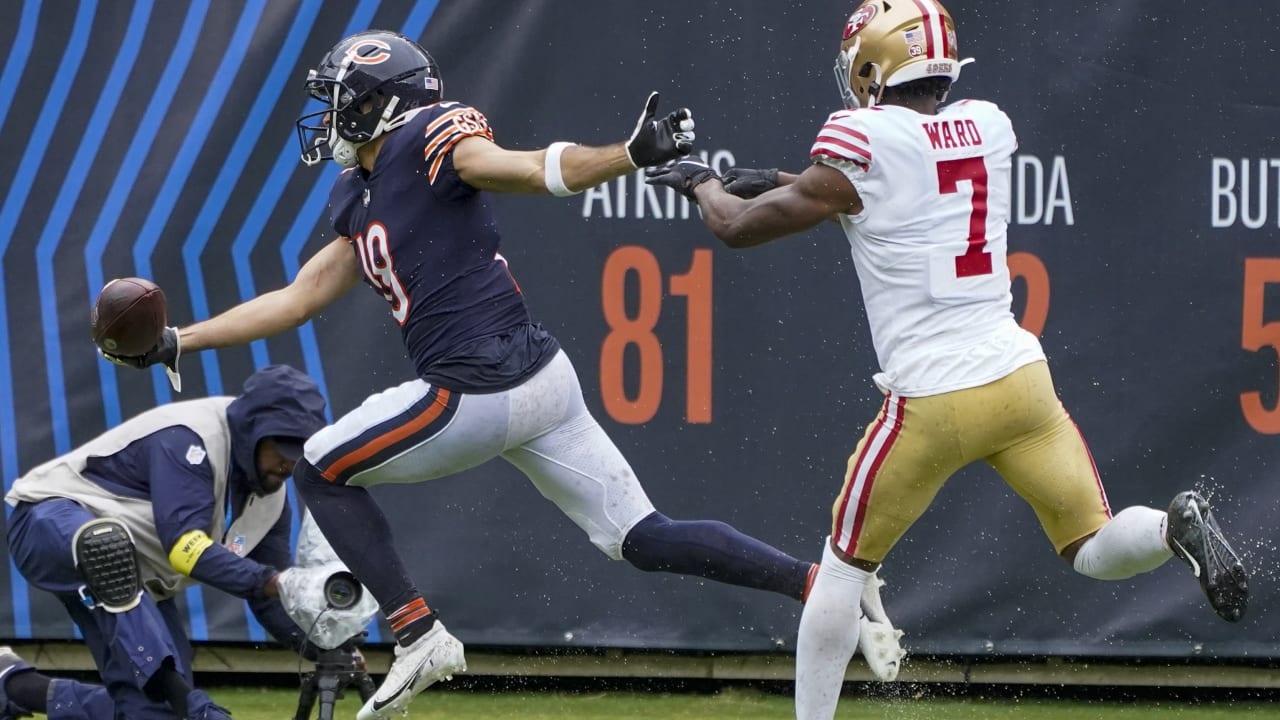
[322,571,362,610]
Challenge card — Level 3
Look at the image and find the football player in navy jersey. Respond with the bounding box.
[105,30,825,719]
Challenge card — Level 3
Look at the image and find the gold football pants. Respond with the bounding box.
[832,360,1112,563]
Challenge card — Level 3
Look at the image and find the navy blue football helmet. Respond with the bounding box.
[296,30,443,168]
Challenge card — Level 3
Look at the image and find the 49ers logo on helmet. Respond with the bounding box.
[843,4,878,39]
[344,39,391,65]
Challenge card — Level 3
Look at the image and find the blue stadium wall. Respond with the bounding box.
[0,0,1276,659]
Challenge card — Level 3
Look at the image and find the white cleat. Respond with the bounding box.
[357,622,467,720]
[858,571,906,681]
[858,618,906,681]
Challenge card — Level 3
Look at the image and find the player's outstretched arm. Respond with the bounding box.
[452,91,694,195]
[647,161,860,248]
[696,164,859,247]
[99,240,358,390]
[181,237,361,352]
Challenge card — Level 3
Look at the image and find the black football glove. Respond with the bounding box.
[643,158,721,201]
[625,92,695,168]
[99,326,182,392]
[723,167,780,199]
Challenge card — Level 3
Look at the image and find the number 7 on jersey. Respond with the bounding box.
[936,156,992,278]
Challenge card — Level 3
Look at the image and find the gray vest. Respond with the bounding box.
[5,398,285,600]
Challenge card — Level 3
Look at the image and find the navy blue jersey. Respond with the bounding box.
[328,102,559,393]
[81,426,283,600]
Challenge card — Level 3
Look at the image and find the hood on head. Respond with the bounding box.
[226,364,327,495]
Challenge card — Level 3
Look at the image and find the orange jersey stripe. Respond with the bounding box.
[321,389,453,482]
[427,135,469,183]
[420,109,469,160]
[422,109,494,183]
[422,107,468,139]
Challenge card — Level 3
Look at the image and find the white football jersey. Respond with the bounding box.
[811,99,1045,397]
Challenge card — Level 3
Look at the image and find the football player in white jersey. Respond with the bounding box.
[646,1,1250,718]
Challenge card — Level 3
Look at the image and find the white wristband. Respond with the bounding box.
[544,141,579,197]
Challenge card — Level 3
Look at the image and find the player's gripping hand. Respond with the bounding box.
[626,92,695,168]
[99,326,182,392]
[644,158,721,201]
[723,167,780,199]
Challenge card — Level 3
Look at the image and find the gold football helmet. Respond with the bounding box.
[834,0,974,109]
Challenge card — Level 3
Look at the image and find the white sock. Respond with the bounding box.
[1072,506,1173,580]
[796,539,869,720]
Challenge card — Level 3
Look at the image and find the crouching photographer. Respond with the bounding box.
[0,366,363,720]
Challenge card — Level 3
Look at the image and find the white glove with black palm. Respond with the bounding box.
[625,91,695,168]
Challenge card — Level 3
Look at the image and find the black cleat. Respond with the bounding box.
[73,518,143,613]
[1165,491,1249,623]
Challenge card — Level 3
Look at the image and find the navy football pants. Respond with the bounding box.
[7,499,217,720]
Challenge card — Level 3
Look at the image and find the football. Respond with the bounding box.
[90,277,168,356]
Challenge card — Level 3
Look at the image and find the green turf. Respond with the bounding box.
[207,685,1278,719]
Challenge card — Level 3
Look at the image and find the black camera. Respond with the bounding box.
[322,571,363,611]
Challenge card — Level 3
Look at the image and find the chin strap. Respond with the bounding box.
[866,63,884,108]
[331,136,364,168]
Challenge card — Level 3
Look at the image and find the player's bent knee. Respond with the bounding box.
[1059,534,1094,566]
[293,459,329,492]
[620,511,676,572]
[619,512,740,573]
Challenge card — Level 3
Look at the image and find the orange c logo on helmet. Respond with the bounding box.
[843,4,878,39]
[345,39,392,65]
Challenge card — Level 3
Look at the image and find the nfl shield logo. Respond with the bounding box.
[228,534,246,556]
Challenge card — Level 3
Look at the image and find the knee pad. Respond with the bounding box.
[72,518,143,613]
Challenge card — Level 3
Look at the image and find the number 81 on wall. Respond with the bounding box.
[599,247,1050,426]
[600,246,712,425]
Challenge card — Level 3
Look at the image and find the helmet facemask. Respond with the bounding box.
[295,30,443,168]
[833,39,861,109]
[297,75,415,168]
[833,38,886,110]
